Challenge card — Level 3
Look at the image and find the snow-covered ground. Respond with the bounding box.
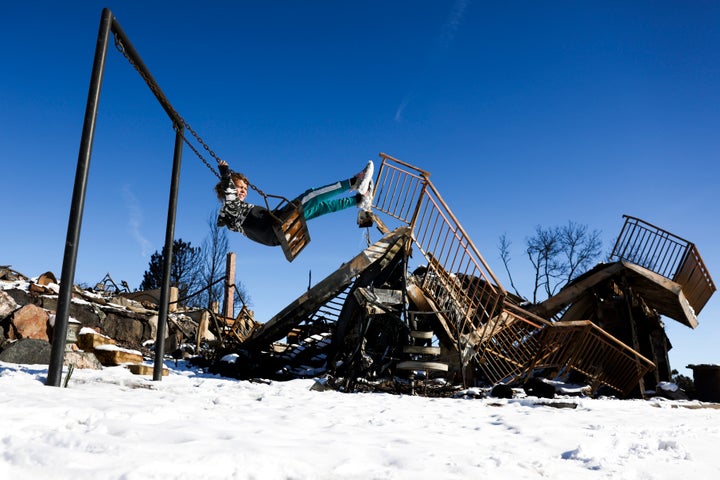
[1,360,719,479]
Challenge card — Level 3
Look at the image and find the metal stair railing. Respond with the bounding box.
[610,214,715,313]
[373,153,507,345]
[371,155,656,394]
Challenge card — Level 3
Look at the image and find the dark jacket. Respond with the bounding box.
[216,165,280,247]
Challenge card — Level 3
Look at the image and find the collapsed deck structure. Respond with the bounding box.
[219,153,715,398]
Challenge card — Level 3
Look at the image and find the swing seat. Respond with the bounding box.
[272,201,311,262]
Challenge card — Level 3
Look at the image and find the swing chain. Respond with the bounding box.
[113,34,221,179]
[112,34,284,208]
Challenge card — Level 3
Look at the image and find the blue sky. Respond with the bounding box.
[2,1,718,376]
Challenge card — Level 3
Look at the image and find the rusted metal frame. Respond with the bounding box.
[374,163,419,225]
[479,327,533,384]
[378,153,515,377]
[574,328,601,377]
[378,153,430,232]
[528,329,565,378]
[379,153,504,295]
[503,303,553,328]
[548,330,576,372]
[655,233,683,277]
[612,215,693,280]
[616,220,650,268]
[532,325,599,390]
[413,196,437,255]
[609,216,634,260]
[560,328,617,392]
[575,320,655,367]
[657,232,687,277]
[645,227,675,275]
[634,226,654,269]
[556,320,655,395]
[477,333,517,383]
[418,192,500,302]
[622,214,693,245]
[481,353,515,384]
[588,334,640,394]
[398,172,424,222]
[459,257,486,322]
[476,310,512,357]
[476,310,545,384]
[431,217,452,272]
[583,340,616,391]
[386,165,417,222]
[372,165,397,221]
[423,259,468,336]
[533,340,562,378]
[424,180,505,294]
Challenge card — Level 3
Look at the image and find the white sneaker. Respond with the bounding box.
[357,179,374,211]
[353,160,374,195]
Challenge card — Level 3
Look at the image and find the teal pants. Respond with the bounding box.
[295,179,357,221]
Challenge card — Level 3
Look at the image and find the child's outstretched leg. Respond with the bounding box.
[300,181,357,220]
[293,160,375,222]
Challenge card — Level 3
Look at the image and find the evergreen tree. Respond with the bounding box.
[139,239,203,304]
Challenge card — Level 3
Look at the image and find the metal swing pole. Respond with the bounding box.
[154,129,184,380]
[47,8,113,387]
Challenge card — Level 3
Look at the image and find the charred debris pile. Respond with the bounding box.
[210,155,716,400]
[2,155,715,400]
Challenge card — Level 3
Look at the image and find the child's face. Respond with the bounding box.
[233,178,248,201]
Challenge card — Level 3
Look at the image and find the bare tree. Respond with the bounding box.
[187,209,251,315]
[192,210,230,310]
[498,233,525,299]
[558,221,602,284]
[526,225,565,303]
[500,221,603,304]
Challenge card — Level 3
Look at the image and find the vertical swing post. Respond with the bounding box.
[47,8,113,387]
[153,128,184,381]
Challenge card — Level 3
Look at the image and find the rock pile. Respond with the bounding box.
[0,266,205,374]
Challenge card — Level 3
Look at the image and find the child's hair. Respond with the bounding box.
[215,171,249,201]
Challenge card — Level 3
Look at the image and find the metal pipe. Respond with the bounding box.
[153,128,184,380]
[46,8,113,387]
[110,17,182,126]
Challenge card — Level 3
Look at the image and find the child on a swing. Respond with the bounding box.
[215,159,374,246]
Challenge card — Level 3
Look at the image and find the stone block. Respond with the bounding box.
[11,304,50,341]
[0,338,51,364]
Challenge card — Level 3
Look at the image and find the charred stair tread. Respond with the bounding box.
[403,345,441,355]
[409,331,434,339]
[396,360,449,372]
